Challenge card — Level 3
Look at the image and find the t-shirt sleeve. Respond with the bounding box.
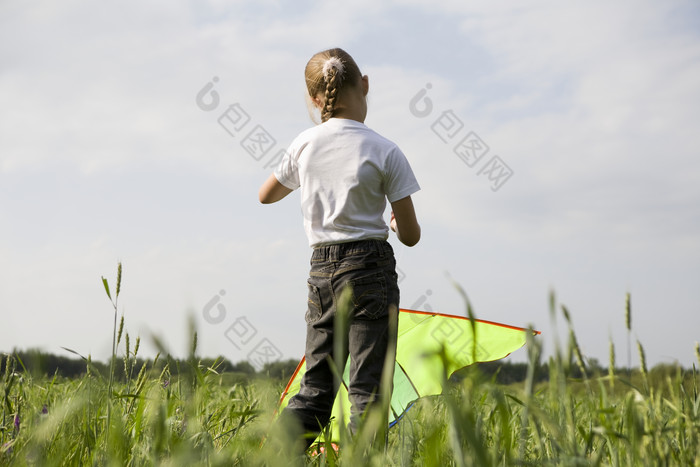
[273,141,304,190]
[384,147,420,203]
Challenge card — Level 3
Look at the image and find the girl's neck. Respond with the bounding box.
[330,110,365,123]
[323,76,369,123]
[331,97,367,123]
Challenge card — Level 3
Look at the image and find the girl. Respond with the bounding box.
[259,48,421,445]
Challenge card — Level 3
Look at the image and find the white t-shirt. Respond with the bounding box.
[275,118,420,247]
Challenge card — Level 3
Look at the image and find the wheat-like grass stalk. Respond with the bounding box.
[102,262,122,441]
[637,340,648,392]
[117,316,124,346]
[333,285,351,449]
[191,332,198,361]
[626,293,632,376]
[569,324,587,381]
[116,262,122,297]
[608,338,616,392]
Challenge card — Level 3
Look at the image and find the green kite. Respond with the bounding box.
[277,308,539,442]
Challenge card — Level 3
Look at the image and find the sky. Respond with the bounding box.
[1,0,699,370]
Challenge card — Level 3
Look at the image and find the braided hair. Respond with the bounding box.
[305,48,362,123]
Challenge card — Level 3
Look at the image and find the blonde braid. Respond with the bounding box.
[322,67,340,122]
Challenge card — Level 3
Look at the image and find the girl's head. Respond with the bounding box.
[305,48,366,123]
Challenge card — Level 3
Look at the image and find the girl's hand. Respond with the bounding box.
[389,197,420,247]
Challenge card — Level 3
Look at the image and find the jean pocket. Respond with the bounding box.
[306,282,322,324]
[349,272,387,320]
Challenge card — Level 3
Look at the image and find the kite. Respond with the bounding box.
[277,308,539,443]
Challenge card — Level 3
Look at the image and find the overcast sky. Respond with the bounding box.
[1,0,699,370]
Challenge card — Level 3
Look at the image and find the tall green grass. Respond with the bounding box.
[1,267,698,465]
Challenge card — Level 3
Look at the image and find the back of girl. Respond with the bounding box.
[259,47,421,451]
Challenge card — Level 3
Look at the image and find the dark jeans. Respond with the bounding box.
[282,239,400,441]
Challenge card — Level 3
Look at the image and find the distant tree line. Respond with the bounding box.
[1,348,687,385]
[1,348,300,383]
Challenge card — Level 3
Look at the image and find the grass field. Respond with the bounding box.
[2,267,699,465]
[2,340,699,466]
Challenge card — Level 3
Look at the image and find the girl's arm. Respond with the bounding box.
[390,196,421,247]
[259,174,293,204]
